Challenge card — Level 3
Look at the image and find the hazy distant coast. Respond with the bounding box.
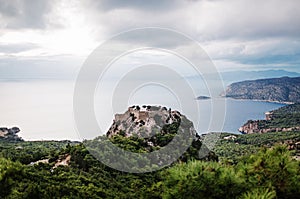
[221,76,300,104]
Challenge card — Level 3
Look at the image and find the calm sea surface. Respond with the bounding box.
[0,80,285,140]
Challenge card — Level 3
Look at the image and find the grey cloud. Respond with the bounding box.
[193,0,300,40]
[79,0,300,73]
[85,0,183,12]
[210,38,300,69]
[0,0,19,16]
[85,0,300,43]
[0,0,53,29]
[0,0,300,73]
[112,28,194,49]
[83,1,193,47]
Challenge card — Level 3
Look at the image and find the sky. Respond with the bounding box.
[0,0,300,79]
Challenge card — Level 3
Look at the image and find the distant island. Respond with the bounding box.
[221,76,300,104]
[196,95,211,100]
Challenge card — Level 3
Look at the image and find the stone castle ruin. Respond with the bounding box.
[107,105,183,138]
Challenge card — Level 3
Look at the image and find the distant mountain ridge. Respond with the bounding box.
[187,69,300,86]
[220,70,300,84]
[222,76,300,103]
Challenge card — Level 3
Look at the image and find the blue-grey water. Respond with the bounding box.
[0,80,285,140]
[198,98,285,134]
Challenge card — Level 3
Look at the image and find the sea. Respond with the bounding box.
[0,79,285,141]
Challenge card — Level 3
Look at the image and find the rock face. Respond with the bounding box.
[222,76,300,103]
[0,127,23,141]
[53,154,71,169]
[107,105,188,138]
[239,120,300,134]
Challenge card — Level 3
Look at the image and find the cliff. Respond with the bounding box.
[222,76,300,103]
[239,120,300,134]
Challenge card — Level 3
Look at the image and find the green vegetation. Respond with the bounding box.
[163,145,300,199]
[215,131,300,162]
[0,132,299,198]
[83,123,217,173]
[239,103,300,134]
[272,103,300,115]
[259,103,300,128]
[0,139,75,164]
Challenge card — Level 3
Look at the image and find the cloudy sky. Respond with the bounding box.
[1,0,300,79]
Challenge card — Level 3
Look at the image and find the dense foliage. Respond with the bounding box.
[163,145,300,199]
[0,132,299,198]
[0,140,75,164]
[259,103,300,128]
[214,131,300,162]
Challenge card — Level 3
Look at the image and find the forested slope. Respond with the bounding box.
[1,131,300,198]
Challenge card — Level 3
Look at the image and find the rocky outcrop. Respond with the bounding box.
[239,120,260,134]
[222,76,300,103]
[29,154,71,171]
[239,120,300,134]
[0,127,23,141]
[53,154,71,169]
[104,105,218,162]
[107,105,186,138]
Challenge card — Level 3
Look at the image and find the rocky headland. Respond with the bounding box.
[239,103,300,134]
[222,76,300,104]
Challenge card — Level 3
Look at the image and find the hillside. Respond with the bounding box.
[88,105,217,171]
[1,131,300,198]
[215,131,300,163]
[239,103,300,134]
[222,76,300,103]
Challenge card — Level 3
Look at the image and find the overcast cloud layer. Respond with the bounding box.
[0,0,300,79]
